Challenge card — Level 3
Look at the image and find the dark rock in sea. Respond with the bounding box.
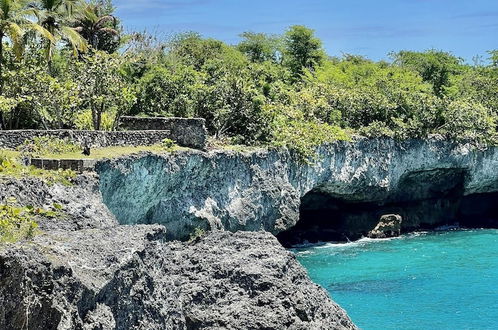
[0,226,356,330]
[367,214,402,239]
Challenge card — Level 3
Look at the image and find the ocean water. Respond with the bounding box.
[293,229,498,330]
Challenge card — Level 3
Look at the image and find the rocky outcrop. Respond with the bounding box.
[0,226,356,330]
[0,175,117,231]
[97,138,498,242]
[367,214,402,239]
[4,136,498,329]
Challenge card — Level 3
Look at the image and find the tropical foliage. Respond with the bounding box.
[0,196,63,243]
[0,0,497,159]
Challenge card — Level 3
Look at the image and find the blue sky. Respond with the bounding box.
[115,0,498,63]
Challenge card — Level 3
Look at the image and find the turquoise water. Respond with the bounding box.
[293,229,498,330]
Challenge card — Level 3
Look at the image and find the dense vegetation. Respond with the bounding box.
[0,197,62,243]
[1,0,497,158]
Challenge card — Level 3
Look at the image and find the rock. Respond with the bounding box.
[368,214,403,239]
[97,138,498,241]
[0,228,357,330]
[0,174,117,231]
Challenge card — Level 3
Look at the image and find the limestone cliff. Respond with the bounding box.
[97,137,498,243]
[0,174,356,329]
[0,227,355,330]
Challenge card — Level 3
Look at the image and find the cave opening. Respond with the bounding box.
[277,168,498,247]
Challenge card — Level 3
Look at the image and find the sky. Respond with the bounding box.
[114,0,498,63]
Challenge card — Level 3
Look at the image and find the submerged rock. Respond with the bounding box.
[0,227,356,330]
[367,214,402,239]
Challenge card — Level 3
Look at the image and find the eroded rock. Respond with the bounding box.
[0,227,356,330]
[97,138,498,241]
[0,175,117,231]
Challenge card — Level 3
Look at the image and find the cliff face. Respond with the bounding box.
[3,137,497,329]
[97,138,498,243]
[0,227,355,330]
[0,175,357,329]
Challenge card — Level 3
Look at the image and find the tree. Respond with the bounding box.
[283,25,325,79]
[391,50,463,97]
[0,0,53,87]
[0,0,25,89]
[488,50,498,67]
[237,32,282,63]
[0,0,54,129]
[30,0,87,70]
[169,32,225,70]
[133,64,201,117]
[1,59,81,129]
[73,2,120,52]
[70,51,135,130]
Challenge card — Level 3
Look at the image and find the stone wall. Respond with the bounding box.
[0,128,206,150]
[119,117,207,149]
[30,158,97,172]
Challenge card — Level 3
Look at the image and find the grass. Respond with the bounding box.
[207,137,267,153]
[31,144,187,160]
[0,153,76,185]
[1,144,188,161]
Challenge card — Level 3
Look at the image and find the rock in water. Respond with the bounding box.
[0,226,357,330]
[368,214,402,239]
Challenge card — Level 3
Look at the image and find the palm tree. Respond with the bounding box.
[0,0,53,94]
[73,3,119,52]
[29,0,87,69]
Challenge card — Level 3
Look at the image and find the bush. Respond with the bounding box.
[358,121,395,138]
[271,118,351,162]
[0,152,77,186]
[0,202,38,243]
[18,137,82,158]
[440,100,496,143]
[161,138,177,150]
[0,198,64,243]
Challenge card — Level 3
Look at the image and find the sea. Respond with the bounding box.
[293,229,498,330]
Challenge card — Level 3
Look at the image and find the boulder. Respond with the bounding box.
[368,214,403,239]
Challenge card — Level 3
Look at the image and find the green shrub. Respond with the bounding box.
[188,227,206,242]
[0,152,76,186]
[440,100,497,143]
[18,137,82,158]
[161,138,176,150]
[271,119,351,162]
[0,198,64,243]
[358,121,395,138]
[0,198,38,243]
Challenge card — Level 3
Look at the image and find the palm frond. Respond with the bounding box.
[61,25,87,55]
[6,22,24,59]
[95,15,116,29]
[82,5,98,23]
[98,27,118,36]
[28,22,55,42]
